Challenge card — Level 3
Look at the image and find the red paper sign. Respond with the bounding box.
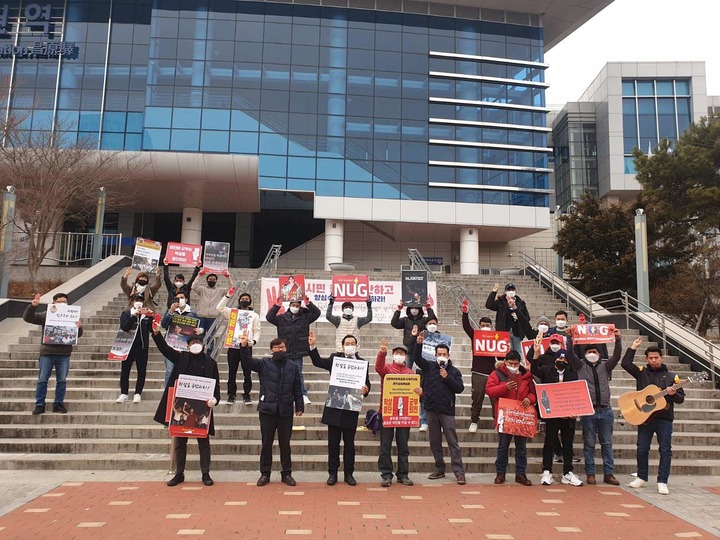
[278,274,306,302]
[536,380,595,419]
[572,324,616,345]
[521,336,567,357]
[166,242,202,266]
[331,275,369,302]
[473,330,511,357]
[496,398,538,438]
[165,383,177,424]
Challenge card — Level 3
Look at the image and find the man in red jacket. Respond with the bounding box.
[486,350,537,486]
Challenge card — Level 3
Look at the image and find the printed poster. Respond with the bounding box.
[326,356,368,412]
[331,275,369,302]
[165,314,200,352]
[278,274,305,302]
[203,241,230,272]
[421,331,453,362]
[43,303,81,346]
[108,324,138,361]
[132,237,162,273]
[223,309,253,349]
[166,242,202,266]
[572,324,616,345]
[401,270,428,307]
[521,336,567,358]
[473,330,512,357]
[381,374,421,428]
[169,374,216,438]
[536,380,595,419]
[496,398,538,438]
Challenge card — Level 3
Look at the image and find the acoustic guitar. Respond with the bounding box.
[618,371,708,426]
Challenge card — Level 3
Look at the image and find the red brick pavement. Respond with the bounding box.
[0,480,710,539]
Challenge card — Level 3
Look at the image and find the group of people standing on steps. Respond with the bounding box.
[24,272,686,494]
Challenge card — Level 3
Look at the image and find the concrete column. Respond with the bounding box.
[459,227,479,275]
[324,219,344,270]
[181,207,203,245]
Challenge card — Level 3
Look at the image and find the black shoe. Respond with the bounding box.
[398,477,414,486]
[428,470,445,480]
[344,474,357,486]
[32,405,45,415]
[243,394,252,405]
[257,474,270,487]
[167,474,185,487]
[52,403,67,414]
[227,396,236,404]
[202,473,214,486]
[572,457,581,463]
[281,475,297,487]
[553,454,563,463]
[381,477,392,487]
[327,475,338,486]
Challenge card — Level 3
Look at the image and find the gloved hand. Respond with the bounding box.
[425,300,432,309]
[462,299,469,313]
[328,295,335,304]
[397,301,403,311]
[304,296,311,305]
[227,286,236,297]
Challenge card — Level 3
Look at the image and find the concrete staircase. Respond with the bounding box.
[1,270,719,476]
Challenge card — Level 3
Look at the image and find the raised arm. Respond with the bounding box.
[150,269,162,295]
[621,336,643,378]
[152,330,181,363]
[162,264,172,291]
[461,312,475,340]
[390,303,404,330]
[306,300,321,323]
[309,346,333,371]
[23,302,45,326]
[120,272,132,297]
[239,343,264,373]
[357,300,373,328]
[375,338,389,376]
[605,332,623,372]
[187,265,201,289]
[566,333,583,371]
[412,334,431,372]
[265,303,281,326]
[325,301,340,327]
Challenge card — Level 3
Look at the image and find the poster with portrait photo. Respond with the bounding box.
[165,315,200,352]
[132,238,162,272]
[325,356,368,412]
[401,270,427,307]
[169,374,216,438]
[203,241,230,272]
[421,330,453,362]
[278,274,305,303]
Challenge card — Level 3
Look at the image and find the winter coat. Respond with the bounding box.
[152,333,221,436]
[622,349,685,421]
[120,309,153,351]
[525,346,560,371]
[485,291,531,338]
[265,302,321,357]
[23,304,84,357]
[390,306,436,347]
[462,312,497,375]
[411,344,464,416]
[240,347,304,417]
[375,350,415,401]
[191,279,228,318]
[309,348,370,429]
[326,300,373,352]
[486,361,537,425]
[567,336,621,408]
[163,265,201,309]
[121,272,162,309]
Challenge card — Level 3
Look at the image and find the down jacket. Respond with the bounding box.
[240,347,304,417]
[390,306,436,347]
[485,291,531,337]
[486,361,537,426]
[411,343,464,416]
[266,302,321,357]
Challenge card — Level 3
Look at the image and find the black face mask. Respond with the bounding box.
[207,281,217,288]
[136,280,148,286]
[555,361,568,371]
[239,300,251,309]
[272,351,286,362]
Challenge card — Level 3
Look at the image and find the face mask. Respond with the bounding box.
[480,326,492,331]
[555,361,568,371]
[344,345,357,356]
[555,319,567,328]
[506,291,516,298]
[272,351,286,362]
[343,308,353,316]
[426,324,438,333]
[550,343,561,353]
[585,353,600,364]
[239,300,250,309]
[207,281,217,288]
[135,284,147,293]
[392,354,406,365]
[289,306,300,314]
[538,324,549,333]
[506,365,520,374]
[178,299,186,307]
[133,301,143,310]
[410,308,419,316]
[174,281,184,288]
[189,343,203,355]
[436,356,448,367]
[136,280,148,287]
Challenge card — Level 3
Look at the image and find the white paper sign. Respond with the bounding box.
[176,374,216,401]
[326,356,368,412]
[43,303,81,346]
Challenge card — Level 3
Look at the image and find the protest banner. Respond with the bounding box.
[260,278,438,325]
[421,331,453,362]
[169,374,216,438]
[536,380,595,419]
[496,398,538,438]
[473,330,512,357]
[381,374,421,428]
[331,275,369,302]
[165,315,200,352]
[521,336,567,358]
[203,241,230,272]
[108,324,138,361]
[278,274,306,302]
[43,303,81,346]
[326,357,368,412]
[401,270,427,307]
[165,382,177,423]
[166,242,202,266]
[572,323,616,345]
[223,309,254,349]
[132,238,162,273]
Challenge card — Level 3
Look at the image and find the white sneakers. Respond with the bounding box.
[541,470,554,485]
[657,482,669,495]
[303,395,312,406]
[561,471,583,487]
[115,394,129,403]
[418,424,428,432]
[629,477,648,489]
[468,423,478,433]
[133,394,142,403]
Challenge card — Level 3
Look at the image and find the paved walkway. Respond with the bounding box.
[0,471,718,539]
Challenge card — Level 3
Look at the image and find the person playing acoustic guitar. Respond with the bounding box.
[622,342,685,495]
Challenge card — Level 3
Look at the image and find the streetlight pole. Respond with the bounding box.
[91,187,106,266]
[0,186,17,298]
[634,208,650,312]
[554,205,563,278]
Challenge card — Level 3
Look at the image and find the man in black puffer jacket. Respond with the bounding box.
[390,301,436,348]
[240,334,304,487]
[412,333,466,484]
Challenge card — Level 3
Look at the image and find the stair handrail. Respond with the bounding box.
[407,248,438,281]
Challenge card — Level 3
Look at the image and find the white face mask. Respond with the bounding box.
[550,343,561,353]
[343,308,353,316]
[506,291,516,298]
[133,301,143,310]
[585,353,600,364]
[135,284,147,293]
[506,365,520,374]
[392,354,406,365]
[174,281,184,288]
[410,308,419,316]
[436,356,448,367]
[178,298,186,307]
[538,324,549,333]
[344,345,357,356]
[480,326,492,331]
[189,343,203,355]
[289,306,300,314]
[555,319,567,328]
[426,324,438,333]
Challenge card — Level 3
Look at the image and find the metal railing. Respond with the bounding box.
[204,244,282,360]
[11,232,123,265]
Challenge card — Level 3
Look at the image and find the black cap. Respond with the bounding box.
[132,293,144,301]
[505,283,516,291]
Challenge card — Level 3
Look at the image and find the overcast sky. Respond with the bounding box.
[544,0,720,106]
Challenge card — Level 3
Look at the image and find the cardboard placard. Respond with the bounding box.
[473,330,512,357]
[536,380,595,419]
[223,309,254,349]
[165,314,200,352]
[43,303,81,346]
[496,398,538,438]
[572,324,616,345]
[166,242,202,266]
[108,324,138,361]
[203,241,230,272]
[381,374,421,428]
[132,238,162,273]
[401,270,428,307]
[326,356,368,412]
[521,336,567,357]
[421,331,453,362]
[168,374,216,439]
[331,274,369,302]
[278,274,306,303]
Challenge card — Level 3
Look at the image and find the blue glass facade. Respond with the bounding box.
[0,0,550,208]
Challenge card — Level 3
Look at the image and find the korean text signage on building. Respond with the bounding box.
[0,3,78,60]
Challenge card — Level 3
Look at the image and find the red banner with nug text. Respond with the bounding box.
[473,330,511,357]
[572,323,616,344]
[331,275,369,302]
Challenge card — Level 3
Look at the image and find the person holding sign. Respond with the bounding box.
[163,258,201,309]
[24,293,83,415]
[391,301,435,348]
[326,296,373,353]
[160,291,203,388]
[413,333,466,484]
[622,340,683,495]
[121,266,161,309]
[308,332,370,486]
[192,268,231,337]
[151,321,221,487]
[116,294,154,404]
[485,283,531,355]
[486,350,537,486]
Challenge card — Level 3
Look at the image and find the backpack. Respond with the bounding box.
[364,409,381,436]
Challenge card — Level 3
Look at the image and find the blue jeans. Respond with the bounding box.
[495,433,527,475]
[637,417,673,483]
[199,317,216,355]
[419,399,427,425]
[290,357,307,396]
[510,334,523,356]
[35,355,70,406]
[580,406,615,475]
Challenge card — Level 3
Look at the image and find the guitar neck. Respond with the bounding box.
[654,375,700,400]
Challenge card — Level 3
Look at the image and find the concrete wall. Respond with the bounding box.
[7,266,86,283]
